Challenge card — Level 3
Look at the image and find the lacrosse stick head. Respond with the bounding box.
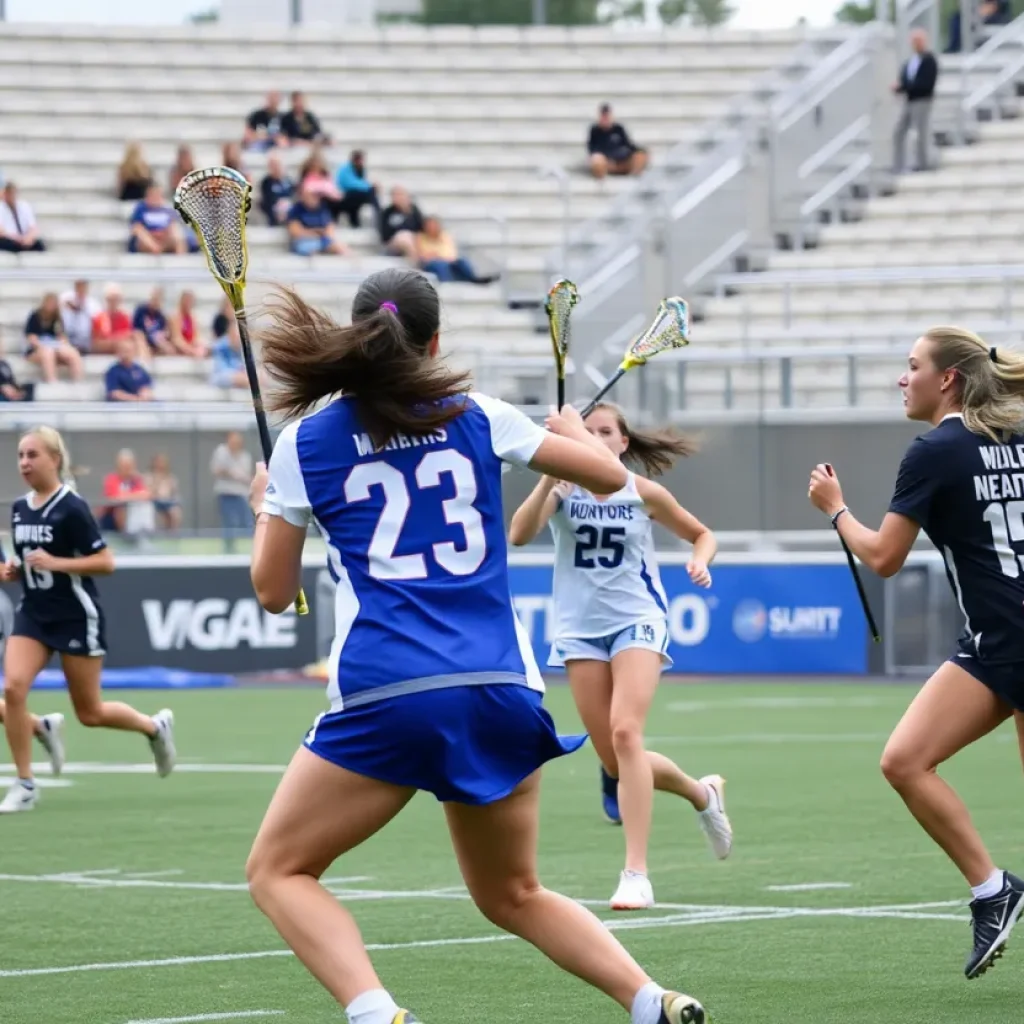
[621,297,690,371]
[173,166,252,308]
[544,278,579,376]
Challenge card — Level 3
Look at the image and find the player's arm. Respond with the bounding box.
[636,476,716,588]
[250,423,310,615]
[26,504,116,576]
[508,477,564,546]
[808,460,923,578]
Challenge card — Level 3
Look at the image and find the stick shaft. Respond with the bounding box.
[838,535,881,642]
[580,367,626,418]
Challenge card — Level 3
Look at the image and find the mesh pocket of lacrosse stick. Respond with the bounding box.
[545,278,579,363]
[173,166,252,287]
[622,297,691,370]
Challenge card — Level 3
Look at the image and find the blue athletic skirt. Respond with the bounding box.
[303,683,587,805]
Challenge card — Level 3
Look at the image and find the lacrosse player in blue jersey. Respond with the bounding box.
[244,268,710,1024]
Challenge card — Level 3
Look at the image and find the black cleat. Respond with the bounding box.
[658,991,707,1024]
[965,871,1024,979]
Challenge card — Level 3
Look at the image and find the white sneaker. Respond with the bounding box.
[697,774,733,860]
[610,869,655,911]
[36,713,66,776]
[149,709,176,778]
[0,779,38,814]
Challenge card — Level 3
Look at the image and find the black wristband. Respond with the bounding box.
[830,506,849,528]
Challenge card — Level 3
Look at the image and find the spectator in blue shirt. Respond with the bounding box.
[335,149,380,229]
[286,186,349,257]
[210,306,248,390]
[105,338,155,402]
[132,287,175,355]
[128,182,197,254]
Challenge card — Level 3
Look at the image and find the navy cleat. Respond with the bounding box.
[966,871,1024,979]
[601,765,621,825]
[658,991,707,1024]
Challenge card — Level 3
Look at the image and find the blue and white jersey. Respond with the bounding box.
[548,472,668,640]
[264,392,547,711]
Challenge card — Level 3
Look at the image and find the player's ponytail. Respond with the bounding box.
[259,267,471,450]
[24,426,74,487]
[590,402,700,477]
[925,326,1024,442]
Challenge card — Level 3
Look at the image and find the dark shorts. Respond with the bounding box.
[12,609,107,658]
[304,683,587,805]
[948,652,1024,712]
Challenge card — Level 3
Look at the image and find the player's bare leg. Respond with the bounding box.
[62,654,176,777]
[447,771,706,1022]
[0,699,66,776]
[247,748,416,1021]
[882,661,1024,977]
[0,636,51,811]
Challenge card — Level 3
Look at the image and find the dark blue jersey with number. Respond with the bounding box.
[889,413,1024,664]
[11,486,107,626]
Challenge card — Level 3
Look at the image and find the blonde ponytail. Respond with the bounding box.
[924,326,1024,441]
[24,426,75,488]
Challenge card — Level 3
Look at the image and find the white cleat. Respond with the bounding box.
[149,709,176,778]
[0,779,38,814]
[610,869,655,911]
[697,774,733,860]
[36,713,66,776]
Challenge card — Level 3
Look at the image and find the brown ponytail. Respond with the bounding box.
[259,268,471,450]
[589,402,700,477]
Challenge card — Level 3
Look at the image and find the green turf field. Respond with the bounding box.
[1,680,1022,1024]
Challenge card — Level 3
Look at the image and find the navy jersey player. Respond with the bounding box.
[0,427,176,814]
[0,535,65,776]
[244,269,709,1024]
[809,326,1024,980]
[509,403,732,911]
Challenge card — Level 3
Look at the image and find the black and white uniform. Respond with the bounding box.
[9,486,107,657]
[889,413,1024,709]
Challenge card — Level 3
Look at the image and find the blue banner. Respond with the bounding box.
[509,563,868,675]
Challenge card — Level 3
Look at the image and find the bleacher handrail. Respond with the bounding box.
[714,262,1024,293]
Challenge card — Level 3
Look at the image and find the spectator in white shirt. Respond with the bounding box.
[0,182,45,253]
[210,431,254,552]
[60,280,101,353]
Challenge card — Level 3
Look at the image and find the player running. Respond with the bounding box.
[245,269,710,1024]
[0,426,176,813]
[808,326,1024,979]
[509,402,732,910]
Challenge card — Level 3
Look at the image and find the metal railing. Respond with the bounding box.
[958,12,1024,140]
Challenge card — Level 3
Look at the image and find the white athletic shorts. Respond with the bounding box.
[547,618,673,670]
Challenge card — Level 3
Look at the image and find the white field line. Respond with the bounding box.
[2,762,289,776]
[766,883,853,892]
[0,900,970,980]
[125,1014,284,1024]
[666,696,894,712]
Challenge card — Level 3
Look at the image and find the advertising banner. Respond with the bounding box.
[0,559,868,676]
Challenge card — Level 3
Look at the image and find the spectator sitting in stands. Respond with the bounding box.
[299,147,344,218]
[59,279,100,353]
[260,152,295,226]
[281,91,331,146]
[947,0,1010,52]
[99,448,156,542]
[222,141,251,183]
[380,185,424,261]
[0,359,34,402]
[587,103,649,179]
[105,337,154,403]
[416,216,495,285]
[336,149,380,228]
[117,142,152,201]
[169,290,208,359]
[132,287,175,357]
[24,292,84,382]
[243,90,286,151]
[92,282,142,357]
[146,453,182,532]
[210,308,249,390]
[0,182,46,253]
[168,144,196,196]
[287,186,349,257]
[128,182,188,255]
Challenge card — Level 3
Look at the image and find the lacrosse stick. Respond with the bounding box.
[580,297,691,418]
[545,278,579,411]
[173,166,308,617]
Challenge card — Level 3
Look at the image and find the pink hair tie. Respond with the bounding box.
[379,301,398,314]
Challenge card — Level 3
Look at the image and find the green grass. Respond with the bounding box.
[1,681,1022,1023]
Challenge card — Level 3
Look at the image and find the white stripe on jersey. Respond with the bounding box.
[548,472,669,640]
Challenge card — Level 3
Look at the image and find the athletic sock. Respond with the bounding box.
[346,987,400,1024]
[18,778,35,790]
[631,981,667,1024]
[971,868,1005,901]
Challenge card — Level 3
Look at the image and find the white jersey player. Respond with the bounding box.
[510,402,734,910]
